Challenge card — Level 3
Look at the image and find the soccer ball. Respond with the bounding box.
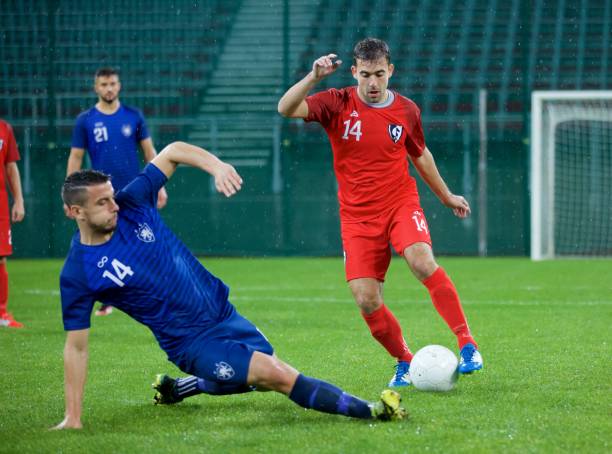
[409,345,459,392]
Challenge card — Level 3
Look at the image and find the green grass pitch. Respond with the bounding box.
[1,257,610,452]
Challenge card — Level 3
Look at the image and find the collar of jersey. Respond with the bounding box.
[353,88,396,109]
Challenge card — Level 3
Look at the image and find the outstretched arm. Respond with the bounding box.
[409,147,471,218]
[140,138,168,208]
[277,54,342,118]
[52,329,89,430]
[151,141,243,197]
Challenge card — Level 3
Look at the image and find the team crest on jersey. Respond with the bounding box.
[350,110,359,117]
[388,124,403,143]
[121,124,132,137]
[214,362,235,380]
[135,223,155,242]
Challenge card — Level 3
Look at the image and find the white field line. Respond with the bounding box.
[231,296,612,306]
[24,288,611,305]
[24,289,60,296]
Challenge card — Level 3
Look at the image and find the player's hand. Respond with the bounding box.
[445,194,471,218]
[50,416,82,430]
[213,162,243,197]
[157,187,168,209]
[11,199,25,222]
[312,54,342,81]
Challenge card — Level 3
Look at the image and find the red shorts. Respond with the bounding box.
[0,219,12,257]
[340,204,431,282]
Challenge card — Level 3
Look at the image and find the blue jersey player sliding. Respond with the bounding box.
[53,141,406,430]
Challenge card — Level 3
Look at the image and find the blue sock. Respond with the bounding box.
[288,374,372,419]
[176,376,253,398]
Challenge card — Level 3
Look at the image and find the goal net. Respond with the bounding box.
[531,91,612,260]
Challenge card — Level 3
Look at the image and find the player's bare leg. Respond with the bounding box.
[403,242,483,373]
[348,278,384,314]
[349,278,413,386]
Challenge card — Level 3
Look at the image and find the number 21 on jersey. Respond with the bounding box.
[93,126,108,143]
[342,119,362,141]
[102,258,134,287]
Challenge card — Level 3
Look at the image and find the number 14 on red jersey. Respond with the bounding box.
[342,119,362,141]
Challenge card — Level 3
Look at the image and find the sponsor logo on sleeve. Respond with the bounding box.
[135,223,155,243]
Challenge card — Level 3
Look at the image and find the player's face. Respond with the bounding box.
[351,57,394,104]
[80,182,119,234]
[94,75,121,104]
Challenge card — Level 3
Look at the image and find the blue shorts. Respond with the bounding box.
[175,307,274,385]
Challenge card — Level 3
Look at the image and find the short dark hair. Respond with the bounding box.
[62,170,111,206]
[352,38,391,65]
[95,67,119,79]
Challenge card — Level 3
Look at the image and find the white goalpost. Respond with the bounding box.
[531,91,612,260]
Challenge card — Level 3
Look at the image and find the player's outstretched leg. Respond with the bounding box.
[248,352,406,421]
[288,374,407,421]
[152,374,254,405]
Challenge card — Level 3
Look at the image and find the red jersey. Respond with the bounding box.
[305,87,425,221]
[0,120,21,218]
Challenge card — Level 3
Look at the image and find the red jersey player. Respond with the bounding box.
[0,120,26,328]
[278,38,482,386]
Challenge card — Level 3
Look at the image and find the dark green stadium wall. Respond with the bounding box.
[10,134,528,258]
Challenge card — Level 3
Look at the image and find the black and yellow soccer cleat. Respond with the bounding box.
[370,389,408,421]
[152,373,183,405]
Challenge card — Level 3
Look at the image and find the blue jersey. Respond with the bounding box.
[71,104,150,191]
[59,164,232,362]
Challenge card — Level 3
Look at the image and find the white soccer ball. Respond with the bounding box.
[409,345,459,392]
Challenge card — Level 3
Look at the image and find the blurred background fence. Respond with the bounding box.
[1,0,610,257]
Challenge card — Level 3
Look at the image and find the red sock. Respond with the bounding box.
[361,304,413,362]
[423,267,477,349]
[0,262,8,316]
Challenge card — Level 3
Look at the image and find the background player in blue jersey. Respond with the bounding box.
[67,66,168,316]
[53,141,406,430]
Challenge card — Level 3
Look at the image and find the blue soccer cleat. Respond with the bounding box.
[458,343,483,374]
[388,361,411,387]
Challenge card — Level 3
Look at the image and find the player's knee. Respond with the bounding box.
[250,356,296,394]
[405,244,437,280]
[353,290,382,313]
[412,260,437,281]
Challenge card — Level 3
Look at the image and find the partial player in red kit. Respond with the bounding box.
[0,120,26,328]
[278,38,482,386]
